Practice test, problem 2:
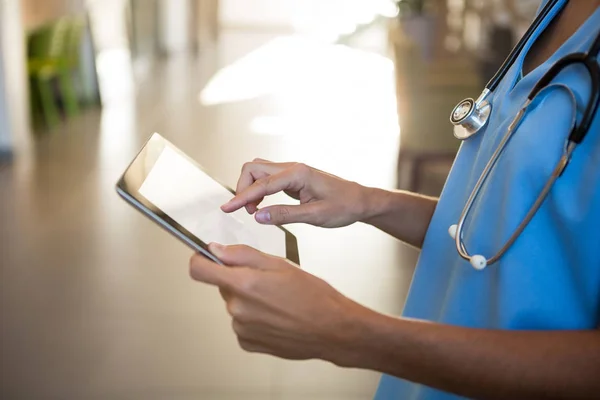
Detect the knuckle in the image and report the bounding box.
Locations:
[314,214,326,227]
[218,245,239,261]
[231,319,246,336]
[189,254,200,267]
[229,244,253,260]
[234,272,258,295]
[219,287,231,301]
[189,262,201,281]
[240,163,257,180]
[293,162,310,176]
[241,162,253,173]
[189,266,197,281]
[238,338,257,353]
[241,276,258,294]
[234,244,253,252]
[259,176,271,189]
[226,299,244,319]
[276,207,291,223]
[251,177,269,194]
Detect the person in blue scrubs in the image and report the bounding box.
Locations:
[189,1,600,398]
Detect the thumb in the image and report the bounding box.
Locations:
[255,203,324,226]
[189,253,236,288]
[209,243,271,269]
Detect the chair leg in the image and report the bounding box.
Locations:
[58,69,79,118]
[28,77,42,127]
[36,77,60,129]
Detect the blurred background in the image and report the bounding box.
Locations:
[1,1,540,399]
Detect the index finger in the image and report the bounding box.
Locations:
[222,167,302,213]
[234,160,296,194]
[222,162,291,212]
[234,160,273,214]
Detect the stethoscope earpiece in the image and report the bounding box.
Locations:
[448,224,458,240]
[449,224,487,270]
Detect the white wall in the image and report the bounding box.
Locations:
[218,0,395,39]
[219,0,296,28]
[0,0,31,155]
[158,0,193,54]
[86,0,135,104]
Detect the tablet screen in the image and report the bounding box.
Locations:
[137,145,287,258]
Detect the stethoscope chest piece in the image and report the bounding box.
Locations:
[450,91,492,140]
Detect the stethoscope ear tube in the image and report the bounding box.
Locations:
[484,0,561,93]
[528,52,600,145]
[528,53,587,100]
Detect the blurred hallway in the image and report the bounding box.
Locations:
[1,27,420,399]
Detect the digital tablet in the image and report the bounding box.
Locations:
[116,133,299,265]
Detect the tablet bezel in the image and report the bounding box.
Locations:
[116,133,300,265]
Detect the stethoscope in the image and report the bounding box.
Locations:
[448,0,600,270]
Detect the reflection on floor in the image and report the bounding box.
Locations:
[1,30,425,399]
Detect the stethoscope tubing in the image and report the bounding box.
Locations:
[450,1,600,269]
[486,0,562,93]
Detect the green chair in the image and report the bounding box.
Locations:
[27,16,86,129]
[28,21,64,128]
[60,16,86,115]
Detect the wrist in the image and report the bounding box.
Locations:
[358,187,395,225]
[322,298,401,369]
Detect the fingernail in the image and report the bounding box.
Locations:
[256,210,271,223]
[209,242,225,257]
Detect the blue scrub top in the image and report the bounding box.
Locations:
[375,2,600,399]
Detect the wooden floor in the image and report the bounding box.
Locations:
[0,30,437,399]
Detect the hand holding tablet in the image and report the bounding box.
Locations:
[117,132,375,371]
